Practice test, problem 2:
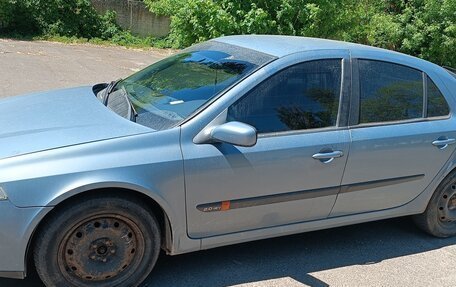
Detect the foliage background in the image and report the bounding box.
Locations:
[0,0,172,47]
[0,0,454,67]
[145,0,456,67]
[0,0,120,38]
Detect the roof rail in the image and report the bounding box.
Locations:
[443,66,456,73]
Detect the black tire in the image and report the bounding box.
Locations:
[414,171,456,237]
[34,194,161,287]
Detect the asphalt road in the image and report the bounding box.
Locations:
[1,39,456,287]
[0,39,172,97]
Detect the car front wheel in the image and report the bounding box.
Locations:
[34,194,161,287]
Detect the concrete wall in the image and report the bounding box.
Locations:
[91,0,170,37]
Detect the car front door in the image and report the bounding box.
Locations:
[181,51,352,238]
[330,58,456,216]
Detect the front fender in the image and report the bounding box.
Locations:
[0,129,201,259]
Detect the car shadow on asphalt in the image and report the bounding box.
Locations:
[2,217,456,287]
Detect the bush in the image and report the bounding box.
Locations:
[145,0,350,48]
[0,0,120,40]
[347,0,456,67]
[0,0,38,34]
[145,0,455,67]
[399,0,456,67]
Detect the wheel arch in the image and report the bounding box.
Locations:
[412,156,456,215]
[24,186,175,277]
[422,165,456,210]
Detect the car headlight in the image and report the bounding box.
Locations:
[0,187,8,200]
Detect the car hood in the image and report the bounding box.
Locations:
[0,86,151,160]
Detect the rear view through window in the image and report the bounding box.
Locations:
[358,60,423,124]
[358,60,451,125]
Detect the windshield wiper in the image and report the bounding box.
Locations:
[102,78,122,105]
[125,91,138,122]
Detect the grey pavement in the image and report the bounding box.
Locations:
[0,39,172,97]
[0,39,455,287]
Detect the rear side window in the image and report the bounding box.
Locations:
[359,60,423,124]
[427,76,450,117]
[227,59,342,133]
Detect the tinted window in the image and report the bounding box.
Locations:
[228,59,342,133]
[113,42,274,130]
[359,60,423,123]
[427,77,450,117]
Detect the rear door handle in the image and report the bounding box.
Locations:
[432,138,456,150]
[312,151,344,163]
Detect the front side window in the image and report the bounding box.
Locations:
[227,59,342,134]
[359,60,423,124]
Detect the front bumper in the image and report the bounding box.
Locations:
[0,200,51,279]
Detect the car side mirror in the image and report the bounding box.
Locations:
[210,122,257,147]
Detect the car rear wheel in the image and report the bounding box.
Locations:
[34,194,161,287]
[414,172,456,237]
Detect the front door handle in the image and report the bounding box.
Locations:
[312,150,344,163]
[432,138,456,150]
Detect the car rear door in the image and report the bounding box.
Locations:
[181,50,352,238]
[330,57,456,216]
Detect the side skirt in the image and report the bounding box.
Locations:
[200,196,426,250]
[0,271,25,279]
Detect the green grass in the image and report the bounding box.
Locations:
[0,31,174,50]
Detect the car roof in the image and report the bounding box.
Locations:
[214,34,413,59]
[213,35,456,83]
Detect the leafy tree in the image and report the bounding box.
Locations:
[146,0,353,47]
[0,0,37,34]
[360,81,423,123]
[0,0,120,39]
[145,0,455,67]
[399,0,456,67]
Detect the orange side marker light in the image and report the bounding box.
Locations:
[221,201,231,211]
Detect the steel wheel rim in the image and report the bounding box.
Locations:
[438,184,456,224]
[57,213,145,286]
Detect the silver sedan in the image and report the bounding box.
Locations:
[1,35,456,287]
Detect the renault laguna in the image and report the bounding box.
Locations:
[1,35,456,286]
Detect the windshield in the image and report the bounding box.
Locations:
[111,41,275,130]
